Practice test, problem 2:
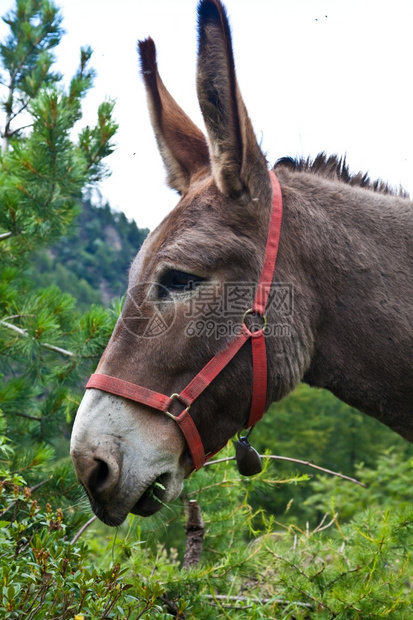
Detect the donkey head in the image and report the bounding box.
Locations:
[70,0,278,526]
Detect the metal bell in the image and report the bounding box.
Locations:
[234,436,262,476]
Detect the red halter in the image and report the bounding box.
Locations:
[86,170,283,471]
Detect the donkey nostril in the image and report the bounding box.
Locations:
[87,457,118,496]
[90,459,108,492]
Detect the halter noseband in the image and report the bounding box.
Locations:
[86,170,283,471]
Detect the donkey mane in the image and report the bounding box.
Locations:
[275,153,410,199]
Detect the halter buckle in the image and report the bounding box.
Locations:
[242,308,267,336]
[165,392,190,420]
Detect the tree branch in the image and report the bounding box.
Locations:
[13,411,42,422]
[70,515,98,545]
[0,319,74,357]
[0,479,50,518]
[0,232,12,241]
[159,595,186,617]
[182,499,205,569]
[204,454,367,488]
[41,342,74,357]
[7,121,34,138]
[204,593,313,610]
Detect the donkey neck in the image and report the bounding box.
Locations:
[273,166,413,440]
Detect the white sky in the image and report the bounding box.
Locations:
[1,0,412,230]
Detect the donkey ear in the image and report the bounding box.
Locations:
[138,38,210,194]
[197,0,269,201]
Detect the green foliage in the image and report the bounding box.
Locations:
[0,0,64,144]
[305,449,413,522]
[0,289,117,447]
[250,384,413,525]
[1,433,411,618]
[259,507,413,619]
[256,384,413,475]
[73,447,411,619]
[0,432,143,619]
[0,0,119,450]
[0,0,117,264]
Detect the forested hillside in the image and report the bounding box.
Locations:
[32,200,149,309]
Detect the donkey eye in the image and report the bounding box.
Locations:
[158,269,205,297]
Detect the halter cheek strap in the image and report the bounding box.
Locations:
[86,170,283,471]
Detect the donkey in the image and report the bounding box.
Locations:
[70,0,413,527]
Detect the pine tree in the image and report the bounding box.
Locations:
[0,0,118,503]
[0,0,63,151]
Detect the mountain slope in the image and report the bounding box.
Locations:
[32,200,149,309]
